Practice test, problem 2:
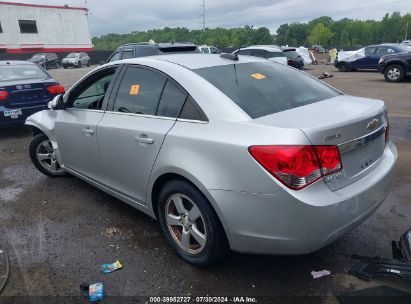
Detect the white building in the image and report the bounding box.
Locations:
[0,1,92,54]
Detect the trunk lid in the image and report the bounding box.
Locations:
[253,95,388,190]
[0,79,57,109]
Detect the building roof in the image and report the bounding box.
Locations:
[0,1,88,11]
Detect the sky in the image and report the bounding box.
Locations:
[4,0,411,37]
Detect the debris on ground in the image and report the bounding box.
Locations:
[311,270,331,279]
[101,259,123,274]
[350,229,411,281]
[80,281,104,302]
[105,227,121,238]
[318,72,334,79]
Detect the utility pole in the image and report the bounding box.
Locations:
[405,21,409,41]
[201,0,206,32]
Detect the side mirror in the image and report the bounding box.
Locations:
[48,94,65,110]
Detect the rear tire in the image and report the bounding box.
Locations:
[157,180,229,266]
[384,64,405,82]
[29,133,67,177]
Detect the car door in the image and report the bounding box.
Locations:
[353,47,377,69]
[53,66,120,182]
[97,65,188,204]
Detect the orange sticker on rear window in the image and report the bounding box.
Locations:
[250,73,266,80]
[130,84,140,95]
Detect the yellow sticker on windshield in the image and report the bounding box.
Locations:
[130,84,140,95]
[250,73,266,80]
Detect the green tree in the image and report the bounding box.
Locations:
[307,23,334,45]
[339,30,350,45]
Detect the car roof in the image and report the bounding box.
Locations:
[0,60,36,66]
[112,53,267,70]
[242,46,283,52]
[368,43,402,48]
[118,42,195,50]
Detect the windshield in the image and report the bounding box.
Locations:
[67,53,79,58]
[194,62,340,119]
[0,65,49,82]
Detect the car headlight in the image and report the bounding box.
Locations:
[378,58,384,64]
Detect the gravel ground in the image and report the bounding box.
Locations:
[0,64,410,303]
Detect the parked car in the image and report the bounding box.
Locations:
[378,51,411,82]
[26,54,397,266]
[106,42,200,63]
[62,52,91,68]
[0,61,64,127]
[335,44,410,72]
[402,40,411,46]
[28,53,59,70]
[281,47,304,69]
[312,45,326,53]
[233,46,288,65]
[199,45,221,54]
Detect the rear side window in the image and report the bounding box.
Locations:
[201,47,210,54]
[113,67,166,115]
[122,50,134,59]
[140,48,158,57]
[194,62,340,119]
[266,51,285,58]
[237,49,253,56]
[283,51,300,59]
[251,49,267,58]
[157,81,188,118]
[179,96,207,121]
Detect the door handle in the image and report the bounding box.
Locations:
[135,135,154,145]
[82,128,94,136]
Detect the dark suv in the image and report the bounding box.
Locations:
[28,53,59,70]
[378,50,411,82]
[106,42,200,63]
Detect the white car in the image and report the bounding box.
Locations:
[233,46,288,65]
[199,45,221,54]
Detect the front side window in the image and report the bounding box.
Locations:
[108,51,122,62]
[365,47,377,56]
[19,20,38,34]
[68,69,116,110]
[113,67,166,115]
[210,47,220,54]
[194,62,340,119]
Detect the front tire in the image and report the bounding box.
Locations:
[157,180,229,266]
[29,133,67,177]
[384,64,405,82]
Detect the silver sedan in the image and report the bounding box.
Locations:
[26,54,398,266]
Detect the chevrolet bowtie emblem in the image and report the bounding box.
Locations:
[367,118,379,129]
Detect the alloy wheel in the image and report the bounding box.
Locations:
[387,67,401,81]
[165,193,207,254]
[35,140,64,174]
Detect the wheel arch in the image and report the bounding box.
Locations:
[148,170,232,246]
[384,60,406,73]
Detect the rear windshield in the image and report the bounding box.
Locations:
[283,51,300,59]
[194,62,340,118]
[267,51,286,58]
[0,65,49,82]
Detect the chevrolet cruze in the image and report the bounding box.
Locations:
[26,54,397,266]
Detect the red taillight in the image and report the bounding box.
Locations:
[287,59,293,64]
[249,145,342,190]
[0,91,8,101]
[47,84,65,95]
[385,121,390,143]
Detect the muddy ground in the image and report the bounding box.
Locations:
[0,64,410,303]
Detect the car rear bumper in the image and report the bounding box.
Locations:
[209,141,398,255]
[0,104,47,126]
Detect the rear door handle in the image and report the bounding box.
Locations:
[82,127,94,136]
[135,135,154,145]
